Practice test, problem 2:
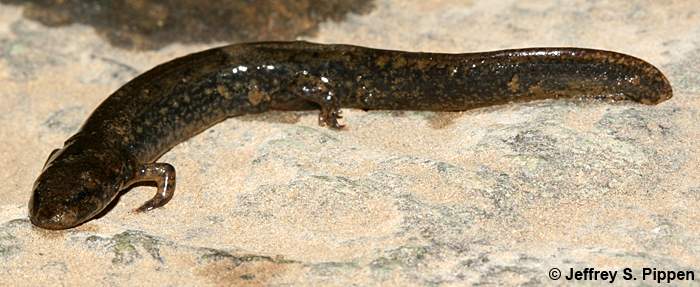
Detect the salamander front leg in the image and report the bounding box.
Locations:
[125,163,176,212]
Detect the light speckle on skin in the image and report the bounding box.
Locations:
[508,74,520,93]
[247,87,269,106]
[216,85,232,99]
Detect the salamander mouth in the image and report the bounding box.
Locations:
[29,205,81,230]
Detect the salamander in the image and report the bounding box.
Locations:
[29,41,673,229]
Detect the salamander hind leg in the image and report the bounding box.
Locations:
[126,163,176,212]
[290,72,344,129]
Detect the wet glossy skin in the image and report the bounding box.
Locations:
[29,41,673,229]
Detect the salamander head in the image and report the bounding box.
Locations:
[29,143,127,230]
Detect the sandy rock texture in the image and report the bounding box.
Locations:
[1,0,698,286]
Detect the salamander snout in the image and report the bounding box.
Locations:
[29,145,124,230]
[29,166,105,229]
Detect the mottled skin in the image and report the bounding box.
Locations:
[29,41,673,229]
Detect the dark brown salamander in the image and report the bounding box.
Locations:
[29,41,672,229]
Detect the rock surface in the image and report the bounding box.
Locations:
[1,1,698,286]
